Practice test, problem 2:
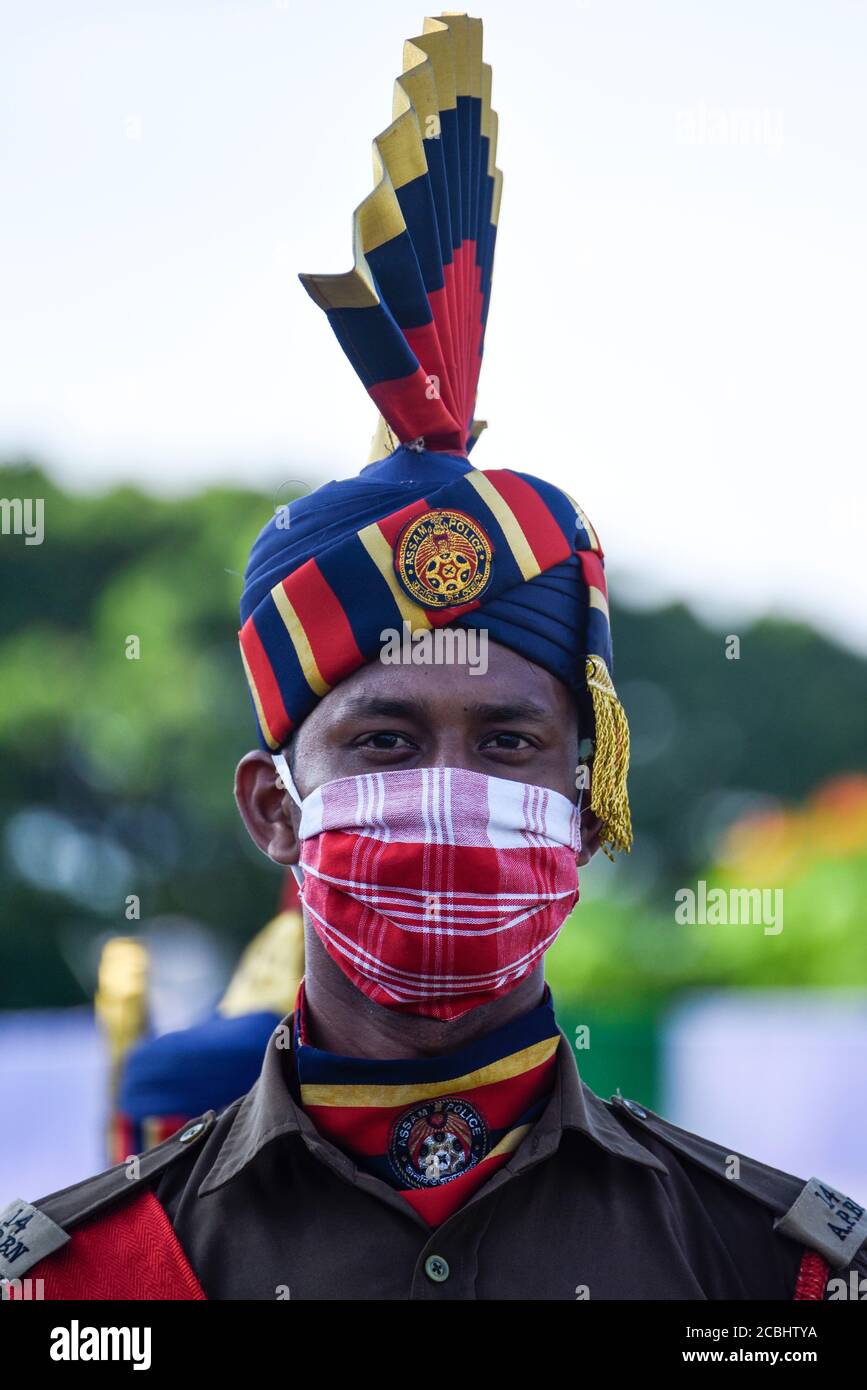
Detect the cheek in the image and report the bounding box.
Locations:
[542,739,582,802]
[288,739,358,798]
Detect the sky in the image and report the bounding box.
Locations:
[1,0,865,650]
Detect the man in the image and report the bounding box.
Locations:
[2,11,865,1301]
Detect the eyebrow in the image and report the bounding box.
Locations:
[339,695,554,724]
[468,700,555,724]
[341,697,427,720]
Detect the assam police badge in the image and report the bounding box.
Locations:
[389,1098,488,1188]
[394,509,493,608]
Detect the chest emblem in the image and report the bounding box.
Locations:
[389,1098,488,1188]
[394,509,493,609]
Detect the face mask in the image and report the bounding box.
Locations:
[272,758,581,1021]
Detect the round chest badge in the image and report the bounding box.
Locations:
[394,508,493,608]
[389,1097,488,1188]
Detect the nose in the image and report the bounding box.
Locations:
[421,728,470,770]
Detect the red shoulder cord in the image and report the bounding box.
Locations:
[793,1248,830,1300]
[7,1189,205,1300]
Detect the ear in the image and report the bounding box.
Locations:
[574,744,603,865]
[577,806,604,866]
[235,750,300,865]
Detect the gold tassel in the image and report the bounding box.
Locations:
[585,655,633,859]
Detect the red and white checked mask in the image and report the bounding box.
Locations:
[272,759,581,1021]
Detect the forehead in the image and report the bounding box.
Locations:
[297,636,576,733]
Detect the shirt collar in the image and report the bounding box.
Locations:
[509,1023,668,1175]
[196,1010,667,1198]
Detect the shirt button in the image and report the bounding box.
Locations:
[424,1255,450,1284]
[179,1122,205,1144]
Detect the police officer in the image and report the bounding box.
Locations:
[2,11,865,1301]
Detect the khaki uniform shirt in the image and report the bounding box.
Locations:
[149,1016,829,1300]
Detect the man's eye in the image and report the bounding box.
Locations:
[356,731,417,750]
[479,732,533,751]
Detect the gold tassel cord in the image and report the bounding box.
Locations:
[586,655,633,859]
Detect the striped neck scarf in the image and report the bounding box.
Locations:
[292,981,561,1227]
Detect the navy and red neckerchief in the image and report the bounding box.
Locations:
[291,979,560,1226]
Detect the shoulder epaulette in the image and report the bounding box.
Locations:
[607,1093,867,1272]
[0,1110,216,1284]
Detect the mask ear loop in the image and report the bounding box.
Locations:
[271,751,305,889]
[574,753,587,861]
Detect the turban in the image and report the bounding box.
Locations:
[238,13,632,856]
